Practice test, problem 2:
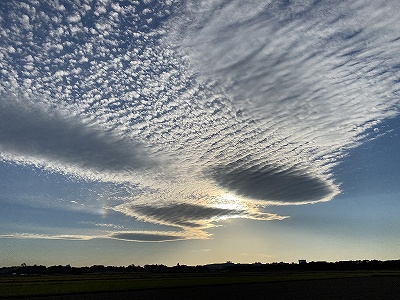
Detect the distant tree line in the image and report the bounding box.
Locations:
[0,263,208,275]
[1,260,400,275]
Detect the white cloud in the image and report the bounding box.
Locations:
[165,0,400,203]
[1,0,400,241]
[0,230,209,243]
[0,233,94,241]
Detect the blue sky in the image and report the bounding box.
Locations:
[1,0,399,267]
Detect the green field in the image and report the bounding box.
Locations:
[0,271,398,298]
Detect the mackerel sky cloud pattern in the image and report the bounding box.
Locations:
[1,0,399,241]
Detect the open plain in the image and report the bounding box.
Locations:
[1,271,400,299]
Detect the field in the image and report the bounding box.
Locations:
[1,271,400,299]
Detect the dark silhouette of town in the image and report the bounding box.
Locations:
[2,259,400,275]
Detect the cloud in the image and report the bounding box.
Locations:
[0,230,208,243]
[1,0,400,241]
[0,233,94,241]
[164,0,400,203]
[114,203,245,228]
[110,230,208,242]
[210,164,336,203]
[0,94,155,181]
[113,200,287,230]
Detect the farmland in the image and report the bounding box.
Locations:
[1,271,400,299]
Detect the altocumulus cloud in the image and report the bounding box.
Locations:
[166,0,400,204]
[1,0,400,241]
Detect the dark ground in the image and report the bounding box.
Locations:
[12,275,400,300]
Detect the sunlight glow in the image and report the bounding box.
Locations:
[212,193,246,211]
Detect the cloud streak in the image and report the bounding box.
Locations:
[0,230,209,243]
[0,233,95,241]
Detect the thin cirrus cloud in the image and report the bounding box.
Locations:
[0,233,94,241]
[1,0,400,242]
[0,231,199,243]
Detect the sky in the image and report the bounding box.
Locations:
[0,0,399,267]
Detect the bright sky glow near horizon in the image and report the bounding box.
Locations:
[1,0,400,267]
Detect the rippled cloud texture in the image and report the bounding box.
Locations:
[1,0,399,241]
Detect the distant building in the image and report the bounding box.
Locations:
[206,261,235,271]
[298,260,307,264]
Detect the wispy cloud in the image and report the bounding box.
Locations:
[0,230,209,243]
[0,233,95,241]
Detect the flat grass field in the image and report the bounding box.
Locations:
[1,271,400,299]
